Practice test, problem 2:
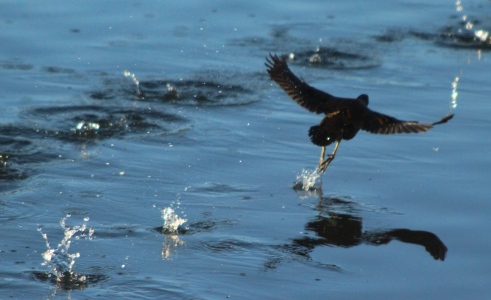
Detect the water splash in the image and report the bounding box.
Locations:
[454,0,490,46]
[162,83,180,101]
[124,69,141,96]
[161,207,187,233]
[37,214,94,289]
[75,122,100,131]
[72,121,100,138]
[159,197,187,260]
[293,168,322,191]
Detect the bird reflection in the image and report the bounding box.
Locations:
[293,206,447,261]
[265,54,453,173]
[268,195,447,269]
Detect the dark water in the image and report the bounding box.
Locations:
[1,1,490,299]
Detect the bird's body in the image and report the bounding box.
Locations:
[265,53,453,173]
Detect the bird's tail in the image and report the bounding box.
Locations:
[432,114,454,126]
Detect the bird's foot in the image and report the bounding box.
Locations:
[317,156,334,174]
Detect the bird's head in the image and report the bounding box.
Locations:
[357,94,369,106]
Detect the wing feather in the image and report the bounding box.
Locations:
[362,109,433,134]
[265,54,349,114]
[265,53,455,135]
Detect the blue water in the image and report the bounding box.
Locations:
[1,0,491,299]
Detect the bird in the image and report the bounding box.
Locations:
[265,53,454,174]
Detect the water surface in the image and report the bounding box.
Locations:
[1,0,490,299]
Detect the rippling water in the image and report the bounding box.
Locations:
[1,1,491,299]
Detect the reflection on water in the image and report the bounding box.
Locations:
[161,234,186,261]
[267,192,447,270]
[295,198,447,260]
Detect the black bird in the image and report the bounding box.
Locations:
[265,54,454,173]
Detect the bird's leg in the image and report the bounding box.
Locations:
[318,146,326,167]
[317,141,340,174]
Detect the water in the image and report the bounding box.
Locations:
[1,0,490,299]
[35,215,97,290]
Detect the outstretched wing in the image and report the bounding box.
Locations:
[362,110,454,134]
[265,53,349,114]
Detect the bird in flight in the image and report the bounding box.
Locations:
[265,53,453,174]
